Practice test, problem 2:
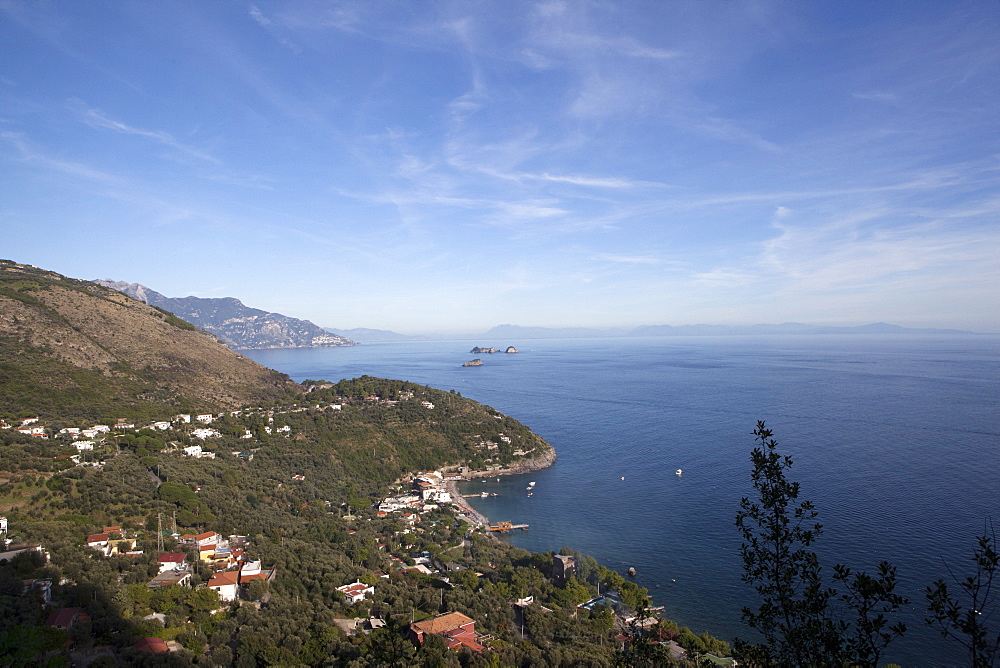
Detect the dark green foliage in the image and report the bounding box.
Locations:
[734,421,906,667]
[0,334,729,667]
[926,521,999,667]
[150,306,196,331]
[833,561,908,667]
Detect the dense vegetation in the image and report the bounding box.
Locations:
[0,367,735,666]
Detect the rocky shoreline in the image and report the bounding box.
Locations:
[459,443,556,478]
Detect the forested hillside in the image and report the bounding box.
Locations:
[0,261,728,666]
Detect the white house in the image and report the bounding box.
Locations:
[240,560,262,579]
[191,428,220,439]
[74,441,95,451]
[182,445,203,457]
[86,533,112,557]
[195,414,214,424]
[337,581,375,605]
[156,553,186,573]
[152,421,171,431]
[422,489,452,504]
[207,571,240,601]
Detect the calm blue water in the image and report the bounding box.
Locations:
[245,335,1000,666]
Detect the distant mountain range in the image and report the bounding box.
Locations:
[94,281,355,350]
[482,322,978,339]
[323,327,420,343]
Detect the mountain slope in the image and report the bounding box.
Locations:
[94,280,355,350]
[324,326,420,343]
[1,260,298,418]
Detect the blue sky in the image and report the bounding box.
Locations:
[2,1,998,333]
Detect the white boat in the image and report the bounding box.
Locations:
[527,481,536,488]
[675,469,682,476]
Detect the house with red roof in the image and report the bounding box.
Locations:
[156,553,186,572]
[409,612,484,653]
[44,607,89,630]
[336,580,375,605]
[133,637,169,654]
[207,570,240,602]
[195,531,220,547]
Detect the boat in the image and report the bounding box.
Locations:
[480,492,489,498]
[675,469,682,476]
[527,492,533,497]
[527,481,536,488]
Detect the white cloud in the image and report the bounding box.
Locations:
[70,99,220,165]
[248,5,271,27]
[0,129,120,183]
[594,253,661,265]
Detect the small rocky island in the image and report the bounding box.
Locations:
[462,358,483,367]
[470,346,498,354]
[505,346,518,354]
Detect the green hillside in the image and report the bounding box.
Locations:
[0,260,725,667]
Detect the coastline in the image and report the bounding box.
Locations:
[445,443,556,529]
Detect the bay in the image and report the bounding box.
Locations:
[244,335,1000,666]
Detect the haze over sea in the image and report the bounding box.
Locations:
[245,335,1000,666]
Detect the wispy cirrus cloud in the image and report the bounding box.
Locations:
[593,253,661,265]
[0,128,120,183]
[69,99,220,165]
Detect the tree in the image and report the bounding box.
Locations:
[926,520,1000,667]
[833,561,907,668]
[734,421,906,667]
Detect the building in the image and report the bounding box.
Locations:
[336,580,375,605]
[0,543,46,563]
[44,607,88,630]
[156,553,186,573]
[147,569,193,589]
[552,554,576,582]
[133,637,170,654]
[409,612,483,653]
[207,570,240,602]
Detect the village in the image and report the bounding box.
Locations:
[0,386,734,664]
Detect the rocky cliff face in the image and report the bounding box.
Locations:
[94,281,355,350]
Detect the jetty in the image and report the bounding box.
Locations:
[487,521,529,532]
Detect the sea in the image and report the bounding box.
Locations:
[244,335,1000,666]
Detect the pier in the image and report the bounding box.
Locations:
[487,521,529,532]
